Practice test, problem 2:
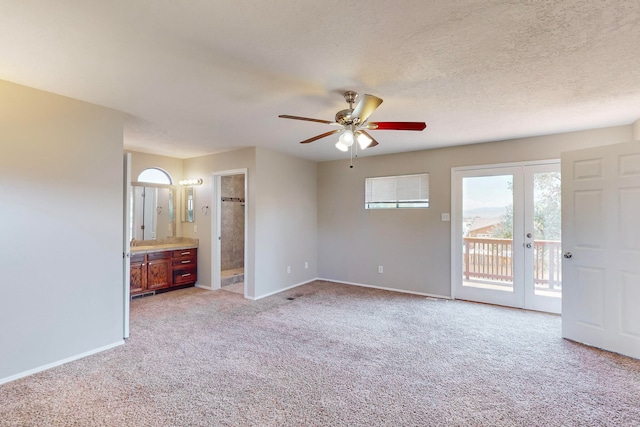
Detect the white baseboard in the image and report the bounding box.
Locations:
[251,278,450,301]
[317,277,451,300]
[195,283,214,291]
[251,278,317,301]
[0,340,125,386]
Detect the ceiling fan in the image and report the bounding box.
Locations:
[279,91,427,153]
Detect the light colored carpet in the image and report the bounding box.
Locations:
[222,281,244,295]
[2,280,640,426]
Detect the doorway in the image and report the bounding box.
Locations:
[452,161,562,313]
[212,169,248,297]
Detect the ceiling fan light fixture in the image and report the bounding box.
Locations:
[335,141,349,152]
[356,131,372,149]
[339,129,354,147]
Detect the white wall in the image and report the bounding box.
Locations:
[318,125,633,297]
[0,80,124,383]
[633,118,640,140]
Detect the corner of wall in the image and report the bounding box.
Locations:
[632,118,640,140]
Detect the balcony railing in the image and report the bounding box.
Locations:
[463,237,562,290]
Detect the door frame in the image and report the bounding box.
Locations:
[123,152,131,339]
[211,169,248,298]
[451,159,560,311]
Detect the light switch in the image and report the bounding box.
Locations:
[441,213,450,222]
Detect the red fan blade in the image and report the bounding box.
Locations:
[359,130,379,148]
[279,115,335,125]
[300,129,342,144]
[351,94,383,124]
[366,122,426,131]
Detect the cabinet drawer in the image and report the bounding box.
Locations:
[173,249,197,258]
[131,253,145,263]
[148,251,171,261]
[173,257,196,267]
[173,268,197,285]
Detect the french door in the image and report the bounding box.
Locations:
[452,161,562,313]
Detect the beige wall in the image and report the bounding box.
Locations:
[0,80,124,383]
[318,125,633,297]
[128,150,183,184]
[183,148,257,295]
[253,147,318,298]
[182,147,318,299]
[633,118,640,140]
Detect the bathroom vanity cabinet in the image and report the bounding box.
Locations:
[130,248,197,296]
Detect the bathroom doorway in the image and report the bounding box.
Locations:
[212,169,247,297]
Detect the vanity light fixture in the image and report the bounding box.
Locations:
[179,178,203,186]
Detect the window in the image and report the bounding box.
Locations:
[365,173,429,209]
[137,168,172,185]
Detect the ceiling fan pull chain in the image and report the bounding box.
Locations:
[350,145,354,169]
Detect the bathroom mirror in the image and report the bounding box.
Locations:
[183,187,195,223]
[131,183,176,240]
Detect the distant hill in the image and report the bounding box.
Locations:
[463,206,507,218]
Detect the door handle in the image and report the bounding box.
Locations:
[563,252,572,259]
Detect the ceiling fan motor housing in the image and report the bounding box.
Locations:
[335,91,360,125]
[335,109,357,126]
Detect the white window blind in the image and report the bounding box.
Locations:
[365,173,429,209]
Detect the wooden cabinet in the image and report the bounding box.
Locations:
[130,248,197,296]
[130,253,146,294]
[172,249,198,286]
[146,252,171,291]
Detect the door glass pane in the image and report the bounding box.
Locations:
[462,175,514,292]
[533,172,562,298]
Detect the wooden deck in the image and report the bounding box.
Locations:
[463,237,562,296]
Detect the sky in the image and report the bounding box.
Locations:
[462,175,513,215]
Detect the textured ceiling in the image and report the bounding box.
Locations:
[1,1,639,161]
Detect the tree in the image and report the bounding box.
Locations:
[492,172,561,241]
[533,172,561,240]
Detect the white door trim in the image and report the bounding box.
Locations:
[123,152,131,339]
[211,169,248,298]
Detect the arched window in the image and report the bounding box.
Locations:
[137,168,172,185]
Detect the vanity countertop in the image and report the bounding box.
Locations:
[130,238,199,254]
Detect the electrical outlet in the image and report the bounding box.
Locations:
[287,266,291,274]
[194,224,198,233]
[378,266,383,274]
[305,262,309,269]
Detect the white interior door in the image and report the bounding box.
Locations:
[562,141,640,359]
[452,161,562,313]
